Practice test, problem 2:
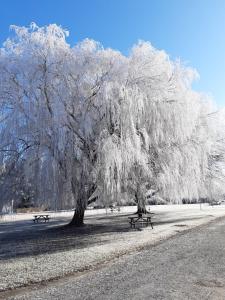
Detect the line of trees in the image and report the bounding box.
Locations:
[0,23,225,225]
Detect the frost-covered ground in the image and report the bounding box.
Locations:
[1,204,225,292]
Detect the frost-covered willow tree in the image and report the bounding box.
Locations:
[0,23,127,224]
[97,41,225,211]
[0,24,225,225]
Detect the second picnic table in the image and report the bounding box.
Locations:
[33,214,50,223]
[128,212,154,229]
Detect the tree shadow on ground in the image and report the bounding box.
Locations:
[0,213,204,261]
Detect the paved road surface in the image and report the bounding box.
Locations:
[5,217,225,300]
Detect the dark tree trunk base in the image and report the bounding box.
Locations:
[135,206,149,215]
[68,209,85,227]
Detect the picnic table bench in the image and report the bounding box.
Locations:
[110,206,121,213]
[128,213,154,229]
[33,214,50,223]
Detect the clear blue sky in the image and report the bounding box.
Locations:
[1,0,225,107]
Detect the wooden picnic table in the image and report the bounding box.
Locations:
[33,214,50,223]
[128,213,154,229]
[110,206,121,213]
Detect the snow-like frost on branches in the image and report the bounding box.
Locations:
[0,24,225,215]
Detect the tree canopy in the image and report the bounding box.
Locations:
[0,24,225,224]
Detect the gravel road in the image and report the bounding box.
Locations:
[4,217,225,300]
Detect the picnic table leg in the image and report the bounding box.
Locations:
[131,222,135,228]
[148,217,153,229]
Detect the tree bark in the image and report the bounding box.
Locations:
[136,203,148,214]
[134,187,148,214]
[69,207,85,226]
[69,173,87,226]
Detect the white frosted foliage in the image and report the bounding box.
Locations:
[0,24,225,215]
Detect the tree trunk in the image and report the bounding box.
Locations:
[137,202,148,214]
[134,187,148,214]
[69,207,85,226]
[69,174,87,227]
